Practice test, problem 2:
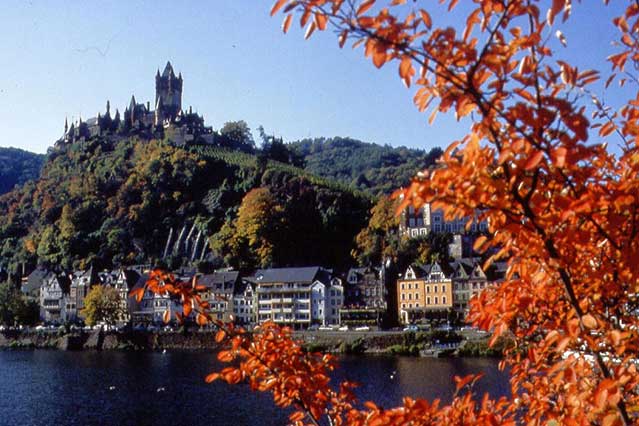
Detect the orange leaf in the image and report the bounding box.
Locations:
[304,21,317,40]
[419,9,432,29]
[205,373,220,383]
[270,0,288,16]
[357,0,375,16]
[196,313,208,326]
[553,147,567,168]
[183,302,192,317]
[454,374,476,391]
[163,309,170,324]
[216,329,227,343]
[281,14,292,33]
[314,13,327,31]
[130,287,145,302]
[524,150,544,171]
[473,235,488,252]
[582,314,597,329]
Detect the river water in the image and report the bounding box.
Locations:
[0,351,509,426]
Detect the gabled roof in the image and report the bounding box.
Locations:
[233,280,254,296]
[22,267,53,294]
[198,271,240,294]
[250,266,324,284]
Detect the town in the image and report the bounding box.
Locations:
[20,204,504,332]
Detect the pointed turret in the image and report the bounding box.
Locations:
[106,100,111,116]
[162,61,175,78]
[64,117,68,134]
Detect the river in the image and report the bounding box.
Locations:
[0,351,510,426]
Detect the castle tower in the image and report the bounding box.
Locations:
[155,61,183,123]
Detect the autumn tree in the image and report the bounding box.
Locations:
[82,285,123,327]
[353,195,401,265]
[212,187,285,269]
[138,1,639,425]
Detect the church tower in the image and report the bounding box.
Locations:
[155,61,183,124]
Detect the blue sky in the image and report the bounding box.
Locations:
[0,1,626,154]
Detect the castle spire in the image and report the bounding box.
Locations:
[162,61,175,78]
[64,117,68,134]
[106,100,111,115]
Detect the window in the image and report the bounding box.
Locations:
[408,293,412,300]
[434,285,438,293]
[426,286,430,293]
[401,294,405,300]
[414,292,419,300]
[401,283,405,290]
[427,297,431,304]
[441,284,445,292]
[401,303,406,309]
[443,296,447,304]
[435,297,439,304]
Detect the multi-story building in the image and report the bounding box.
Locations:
[340,266,388,327]
[249,267,342,329]
[450,259,507,318]
[396,262,453,324]
[66,267,100,322]
[97,269,140,325]
[398,203,488,238]
[198,271,240,322]
[232,280,255,326]
[39,274,71,324]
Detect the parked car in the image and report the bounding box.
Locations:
[354,326,370,331]
[403,324,419,332]
[318,326,333,331]
[338,325,349,331]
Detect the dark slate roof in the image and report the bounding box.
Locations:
[131,274,149,291]
[57,275,72,294]
[22,267,52,294]
[251,267,323,284]
[408,264,431,278]
[198,271,240,294]
[346,266,379,282]
[487,261,508,281]
[122,269,141,290]
[233,280,254,296]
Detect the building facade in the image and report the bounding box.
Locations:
[250,267,342,329]
[396,263,453,325]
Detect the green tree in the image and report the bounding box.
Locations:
[219,120,255,153]
[0,283,38,326]
[81,285,123,327]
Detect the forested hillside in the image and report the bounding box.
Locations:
[0,136,372,277]
[0,147,45,194]
[290,137,442,195]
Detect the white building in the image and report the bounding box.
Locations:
[250,267,343,329]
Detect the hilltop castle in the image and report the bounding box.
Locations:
[58,62,214,147]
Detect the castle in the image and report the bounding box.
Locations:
[58,62,215,147]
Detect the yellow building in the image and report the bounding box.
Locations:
[397,263,453,325]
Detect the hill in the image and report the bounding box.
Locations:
[0,147,45,194]
[289,137,442,196]
[0,135,372,276]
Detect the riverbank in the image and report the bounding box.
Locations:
[0,328,503,357]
